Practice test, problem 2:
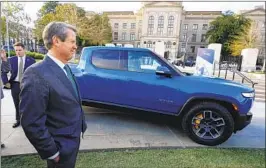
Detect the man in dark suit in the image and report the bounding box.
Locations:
[6,42,35,128]
[20,22,87,168]
[1,49,11,148]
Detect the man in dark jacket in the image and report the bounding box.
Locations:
[4,42,36,128]
[1,49,11,148]
[20,22,87,168]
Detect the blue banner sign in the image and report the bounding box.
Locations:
[194,48,215,76]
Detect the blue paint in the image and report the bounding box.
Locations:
[70,46,254,116]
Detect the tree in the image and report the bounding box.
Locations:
[34,2,59,42]
[34,3,88,41]
[230,21,260,56]
[33,3,112,47]
[80,13,112,45]
[1,2,31,40]
[33,13,55,41]
[206,11,252,57]
[1,1,30,56]
[37,1,59,18]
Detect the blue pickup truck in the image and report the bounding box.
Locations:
[70,46,254,146]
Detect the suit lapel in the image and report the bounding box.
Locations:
[24,57,30,71]
[44,56,79,102]
[13,56,18,76]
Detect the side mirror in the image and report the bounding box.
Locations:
[156,66,172,78]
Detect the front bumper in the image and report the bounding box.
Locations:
[234,112,253,132]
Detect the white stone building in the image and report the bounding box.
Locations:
[103,2,265,62]
[240,5,265,65]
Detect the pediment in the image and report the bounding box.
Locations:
[144,2,182,7]
[242,8,265,15]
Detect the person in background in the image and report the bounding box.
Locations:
[3,42,35,128]
[0,49,11,148]
[20,22,87,168]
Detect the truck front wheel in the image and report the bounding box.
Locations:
[182,102,234,146]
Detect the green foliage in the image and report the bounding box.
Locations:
[34,3,113,47]
[1,2,31,41]
[79,13,112,45]
[230,20,260,56]
[26,51,45,60]
[33,13,56,41]
[206,11,252,56]
[6,51,44,60]
[37,1,59,18]
[0,17,6,38]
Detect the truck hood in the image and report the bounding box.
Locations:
[185,75,254,92]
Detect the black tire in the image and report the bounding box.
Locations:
[182,102,234,146]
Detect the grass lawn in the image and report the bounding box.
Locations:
[1,148,265,168]
[248,71,265,74]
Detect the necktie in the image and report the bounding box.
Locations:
[64,64,78,97]
[18,57,23,82]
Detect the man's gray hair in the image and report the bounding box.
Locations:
[42,22,77,49]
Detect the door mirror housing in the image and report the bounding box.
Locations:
[156,66,172,78]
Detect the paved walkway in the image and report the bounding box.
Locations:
[1,89,265,156]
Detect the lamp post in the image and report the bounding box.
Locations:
[0,2,2,49]
[5,16,10,57]
[183,36,191,68]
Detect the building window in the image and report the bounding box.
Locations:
[139,20,142,27]
[190,46,195,53]
[181,43,186,52]
[261,34,265,42]
[166,41,172,49]
[167,28,173,36]
[122,32,126,40]
[131,23,136,29]
[167,16,174,36]
[201,34,206,42]
[130,33,135,41]
[113,32,118,41]
[157,16,164,35]
[147,41,152,48]
[202,24,208,30]
[192,34,197,42]
[192,24,198,30]
[148,16,154,35]
[184,24,188,30]
[114,23,119,29]
[182,34,187,41]
[123,23,127,29]
[200,46,205,48]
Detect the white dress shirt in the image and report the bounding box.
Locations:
[47,53,67,76]
[14,55,26,82]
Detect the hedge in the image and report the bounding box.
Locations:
[7,51,45,60]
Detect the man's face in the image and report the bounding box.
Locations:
[57,29,77,62]
[14,46,25,57]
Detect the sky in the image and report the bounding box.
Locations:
[22,1,265,28]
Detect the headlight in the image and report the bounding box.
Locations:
[242,92,255,98]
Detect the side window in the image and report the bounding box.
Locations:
[91,49,126,70]
[127,51,164,73]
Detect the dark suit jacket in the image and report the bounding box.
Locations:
[1,59,11,99]
[8,56,36,83]
[1,59,11,85]
[20,56,87,160]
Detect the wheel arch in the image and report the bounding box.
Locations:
[177,97,238,123]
